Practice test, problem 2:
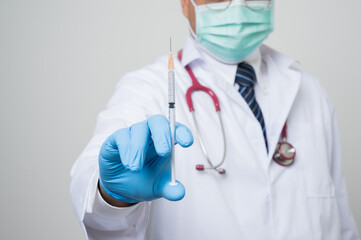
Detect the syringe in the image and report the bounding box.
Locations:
[168,37,177,186]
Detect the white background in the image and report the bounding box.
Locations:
[0,0,360,239]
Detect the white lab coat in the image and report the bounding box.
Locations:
[70,35,360,240]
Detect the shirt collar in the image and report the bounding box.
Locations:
[180,34,262,85]
[180,35,204,68]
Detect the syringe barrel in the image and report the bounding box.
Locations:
[168,70,175,104]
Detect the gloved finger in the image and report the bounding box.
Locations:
[175,122,194,148]
[147,114,172,157]
[100,128,129,162]
[157,180,186,201]
[126,120,150,172]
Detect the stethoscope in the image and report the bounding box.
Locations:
[177,50,296,174]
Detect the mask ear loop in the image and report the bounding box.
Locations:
[245,0,271,10]
[188,0,233,39]
[188,0,198,40]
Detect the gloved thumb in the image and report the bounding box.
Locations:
[155,180,186,201]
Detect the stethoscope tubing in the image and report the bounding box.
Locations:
[178,49,296,173]
[178,50,227,173]
[191,110,227,170]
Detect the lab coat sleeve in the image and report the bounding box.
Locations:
[329,106,360,239]
[70,67,167,239]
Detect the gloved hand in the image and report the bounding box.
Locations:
[99,114,194,203]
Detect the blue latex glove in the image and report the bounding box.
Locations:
[99,114,194,203]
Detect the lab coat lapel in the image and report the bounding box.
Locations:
[211,46,301,174]
[195,43,301,174]
[263,53,301,173]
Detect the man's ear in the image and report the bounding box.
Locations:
[181,0,190,19]
[181,0,197,35]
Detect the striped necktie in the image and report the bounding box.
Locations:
[234,62,269,153]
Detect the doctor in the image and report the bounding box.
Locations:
[70,0,360,239]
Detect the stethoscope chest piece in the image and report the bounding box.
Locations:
[273,141,296,167]
[272,122,296,167]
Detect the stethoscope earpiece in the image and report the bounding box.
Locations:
[196,164,226,175]
[196,164,204,171]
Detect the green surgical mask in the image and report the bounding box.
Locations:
[189,0,274,64]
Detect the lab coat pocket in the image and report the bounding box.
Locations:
[290,123,335,198]
[289,124,344,238]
